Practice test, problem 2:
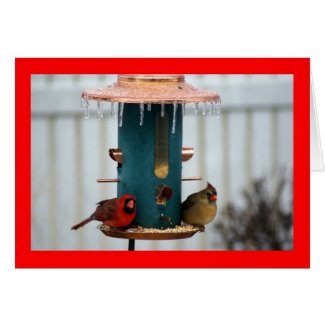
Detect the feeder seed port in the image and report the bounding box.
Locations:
[109,147,195,164]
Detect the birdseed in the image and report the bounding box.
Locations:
[97,224,203,233]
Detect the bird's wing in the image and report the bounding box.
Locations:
[181,194,197,211]
[104,198,119,220]
[95,198,119,221]
[96,199,109,206]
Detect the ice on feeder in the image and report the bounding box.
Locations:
[211,101,216,114]
[216,100,221,118]
[114,103,118,118]
[80,98,86,109]
[172,103,177,134]
[182,103,186,116]
[97,101,104,119]
[139,103,144,126]
[83,99,90,119]
[209,102,213,115]
[194,102,199,119]
[118,103,124,127]
[110,102,115,115]
[161,103,165,117]
[203,102,207,116]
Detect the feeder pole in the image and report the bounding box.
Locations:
[128,239,135,251]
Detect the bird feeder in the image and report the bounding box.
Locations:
[81,74,221,249]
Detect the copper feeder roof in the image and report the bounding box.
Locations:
[82,74,220,104]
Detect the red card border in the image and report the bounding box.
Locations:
[15,58,310,268]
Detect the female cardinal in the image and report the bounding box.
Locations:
[71,194,136,230]
[181,182,218,226]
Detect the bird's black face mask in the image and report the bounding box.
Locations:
[124,198,136,214]
[207,191,217,203]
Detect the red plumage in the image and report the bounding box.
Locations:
[71,194,136,230]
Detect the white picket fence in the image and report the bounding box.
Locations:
[31,74,293,250]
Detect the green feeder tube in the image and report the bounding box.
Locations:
[117,103,183,229]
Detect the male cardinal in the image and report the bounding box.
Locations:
[71,194,136,230]
[181,182,218,226]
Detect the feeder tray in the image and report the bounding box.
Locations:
[82,74,220,104]
[98,224,204,240]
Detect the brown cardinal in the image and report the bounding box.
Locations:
[181,182,218,226]
[71,194,136,230]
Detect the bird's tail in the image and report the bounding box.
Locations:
[71,214,94,230]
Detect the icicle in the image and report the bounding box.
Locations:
[114,103,118,118]
[161,103,165,117]
[216,100,221,118]
[147,103,151,111]
[202,102,207,116]
[84,99,90,119]
[119,103,124,127]
[172,103,177,134]
[211,101,216,114]
[97,101,104,119]
[110,102,115,115]
[80,98,86,109]
[194,102,199,119]
[182,103,186,116]
[209,101,213,115]
[139,103,144,126]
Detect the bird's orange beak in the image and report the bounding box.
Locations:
[210,194,217,202]
[127,200,135,209]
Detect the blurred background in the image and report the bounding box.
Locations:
[31,74,293,250]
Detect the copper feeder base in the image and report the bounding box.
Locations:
[98,225,204,240]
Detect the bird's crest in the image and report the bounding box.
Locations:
[207,182,216,192]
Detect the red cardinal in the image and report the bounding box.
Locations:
[71,194,136,230]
